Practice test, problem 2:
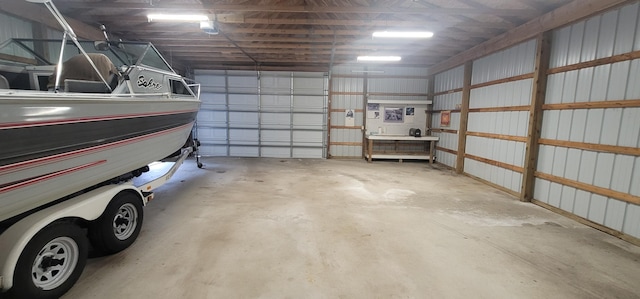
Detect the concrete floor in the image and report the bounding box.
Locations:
[63,157,640,299]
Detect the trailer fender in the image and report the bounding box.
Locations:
[0,183,144,291]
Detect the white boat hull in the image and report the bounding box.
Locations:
[0,91,199,222]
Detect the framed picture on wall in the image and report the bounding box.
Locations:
[441,110,451,127]
[367,103,380,119]
[405,107,415,123]
[384,107,404,123]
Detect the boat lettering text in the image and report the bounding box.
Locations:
[137,75,162,90]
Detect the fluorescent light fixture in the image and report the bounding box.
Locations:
[357,56,402,62]
[147,14,209,22]
[351,70,385,74]
[372,31,434,38]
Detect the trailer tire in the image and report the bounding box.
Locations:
[89,192,143,254]
[9,222,88,299]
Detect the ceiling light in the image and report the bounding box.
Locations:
[147,14,209,22]
[372,31,434,38]
[351,70,385,73]
[357,56,402,62]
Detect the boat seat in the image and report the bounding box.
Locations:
[50,53,119,91]
[0,74,9,89]
[64,78,111,93]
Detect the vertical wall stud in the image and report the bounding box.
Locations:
[327,72,333,158]
[455,61,473,174]
[426,75,435,136]
[521,32,552,202]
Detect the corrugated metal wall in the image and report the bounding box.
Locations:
[329,65,429,158]
[432,65,464,168]
[195,70,328,158]
[535,2,640,239]
[0,13,32,42]
[465,40,536,194]
[329,65,365,157]
[431,2,640,242]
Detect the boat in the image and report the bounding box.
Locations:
[0,0,201,225]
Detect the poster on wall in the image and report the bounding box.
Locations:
[367,103,380,119]
[345,109,355,126]
[384,107,404,123]
[405,107,415,123]
[441,110,451,127]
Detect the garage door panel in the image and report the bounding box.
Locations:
[229,129,259,145]
[229,94,258,110]
[293,147,323,158]
[261,130,291,145]
[293,131,323,147]
[199,145,227,156]
[262,147,291,158]
[261,75,291,93]
[197,110,227,127]
[293,113,324,129]
[261,113,291,128]
[230,146,259,157]
[294,95,325,112]
[294,77,325,95]
[196,71,326,158]
[200,93,226,109]
[229,112,258,127]
[197,128,227,143]
[262,95,291,111]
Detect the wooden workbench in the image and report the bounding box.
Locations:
[364,135,439,164]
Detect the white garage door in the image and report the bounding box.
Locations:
[194,70,327,158]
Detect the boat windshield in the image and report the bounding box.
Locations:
[0,38,174,73]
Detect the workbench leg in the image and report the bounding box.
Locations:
[368,139,373,162]
[430,140,435,164]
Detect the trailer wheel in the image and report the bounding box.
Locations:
[89,192,143,254]
[10,222,88,299]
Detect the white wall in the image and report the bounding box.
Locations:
[429,1,640,242]
[464,39,536,193]
[432,65,464,168]
[535,2,640,239]
[329,65,429,158]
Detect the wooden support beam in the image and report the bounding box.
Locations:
[539,139,640,156]
[456,61,473,174]
[426,75,435,136]
[327,75,334,158]
[521,32,551,202]
[464,154,524,173]
[466,131,527,143]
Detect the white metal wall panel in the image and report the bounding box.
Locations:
[551,3,640,68]
[471,39,536,85]
[433,92,462,111]
[465,47,534,193]
[329,71,364,157]
[432,66,464,169]
[434,66,464,92]
[367,78,427,94]
[534,2,640,239]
